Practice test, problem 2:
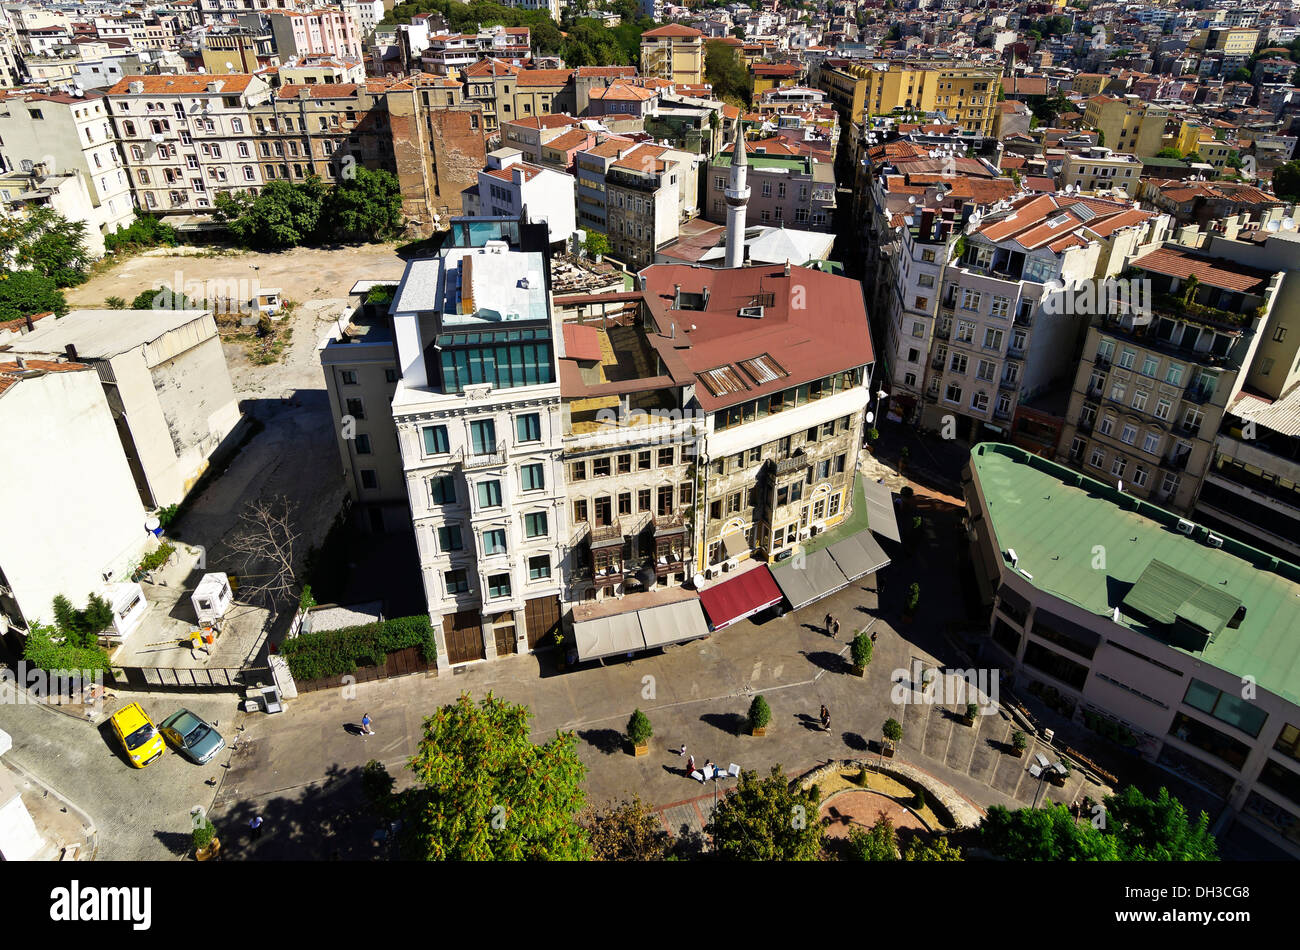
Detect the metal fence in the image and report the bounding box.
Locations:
[107,665,273,693]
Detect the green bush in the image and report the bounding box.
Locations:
[105,295,126,309]
[50,593,113,645]
[966,702,979,720]
[279,614,437,680]
[851,631,873,669]
[192,818,216,852]
[105,214,177,254]
[748,694,771,730]
[298,585,317,611]
[866,427,879,442]
[136,543,175,575]
[627,709,653,745]
[1012,730,1028,751]
[883,718,903,744]
[156,504,180,528]
[23,622,110,674]
[905,582,920,614]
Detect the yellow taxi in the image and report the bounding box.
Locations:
[109,702,166,768]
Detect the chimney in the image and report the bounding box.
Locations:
[702,286,710,309]
[128,80,144,95]
[673,284,681,308]
[65,343,78,362]
[920,208,935,240]
[15,356,26,370]
[784,259,791,276]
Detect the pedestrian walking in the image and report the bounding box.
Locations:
[870,630,878,643]
[686,754,696,775]
[678,743,687,757]
[819,704,831,732]
[824,612,834,636]
[249,815,263,840]
[361,713,375,736]
[832,618,841,639]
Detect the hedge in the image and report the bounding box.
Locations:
[23,623,111,675]
[280,614,436,680]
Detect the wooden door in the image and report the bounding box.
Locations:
[493,611,516,657]
[524,595,561,650]
[443,609,485,664]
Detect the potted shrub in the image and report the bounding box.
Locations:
[627,709,653,756]
[850,631,873,676]
[1011,730,1028,758]
[903,582,920,622]
[193,818,220,861]
[963,702,978,726]
[748,695,771,736]
[882,718,903,757]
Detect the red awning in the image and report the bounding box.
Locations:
[697,566,784,632]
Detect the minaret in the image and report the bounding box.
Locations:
[723,123,750,268]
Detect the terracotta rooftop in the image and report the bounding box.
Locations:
[642,24,703,38]
[639,264,875,413]
[106,74,255,95]
[1130,246,1275,295]
[0,359,89,399]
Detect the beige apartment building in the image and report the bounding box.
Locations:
[249,81,392,184]
[639,24,704,86]
[605,142,699,271]
[1060,146,1144,197]
[1083,95,1169,157]
[1056,245,1283,513]
[105,74,274,213]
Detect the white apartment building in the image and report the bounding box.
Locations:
[462,148,576,246]
[0,90,135,252]
[921,195,1167,440]
[104,74,273,214]
[0,359,150,640]
[389,242,567,665]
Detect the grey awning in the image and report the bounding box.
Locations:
[573,613,644,661]
[722,531,748,560]
[770,548,850,611]
[827,529,891,582]
[638,599,709,649]
[863,478,900,543]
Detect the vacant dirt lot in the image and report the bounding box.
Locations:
[68,244,408,396]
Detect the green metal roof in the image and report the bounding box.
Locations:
[712,154,808,171]
[970,442,1300,706]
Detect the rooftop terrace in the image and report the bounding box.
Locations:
[969,442,1300,706]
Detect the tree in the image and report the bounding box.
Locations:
[850,631,873,670]
[627,708,653,747]
[1156,146,1183,158]
[215,177,328,250]
[1228,67,1253,83]
[582,231,610,259]
[1271,161,1300,201]
[704,40,752,106]
[403,693,590,860]
[6,208,90,287]
[748,694,771,730]
[1103,786,1218,861]
[582,796,672,860]
[845,814,899,860]
[104,214,177,253]
[902,834,963,861]
[980,803,1119,860]
[324,167,403,243]
[882,718,903,747]
[23,621,110,675]
[704,765,823,860]
[226,496,303,614]
[0,269,67,323]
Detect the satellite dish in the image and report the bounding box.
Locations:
[1283,218,1297,230]
[692,572,706,588]
[907,195,916,204]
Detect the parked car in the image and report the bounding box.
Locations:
[109,702,166,768]
[160,709,226,765]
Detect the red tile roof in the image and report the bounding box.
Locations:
[639,264,874,413]
[642,24,703,38]
[106,74,255,95]
[0,359,89,398]
[1130,246,1274,295]
[562,322,602,362]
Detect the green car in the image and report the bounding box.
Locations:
[159,709,226,765]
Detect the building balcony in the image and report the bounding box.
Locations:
[1077,418,1094,434]
[774,454,811,476]
[570,520,590,546]
[590,522,624,547]
[1093,354,1112,370]
[1013,312,1034,329]
[464,441,506,469]
[934,325,950,340]
[998,376,1018,391]
[1163,451,1192,472]
[1182,385,1216,406]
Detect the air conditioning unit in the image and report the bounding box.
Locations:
[1176,518,1195,535]
[1005,548,1018,567]
[1206,534,1224,548]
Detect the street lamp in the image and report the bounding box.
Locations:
[709,763,741,848]
[1029,751,1067,808]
